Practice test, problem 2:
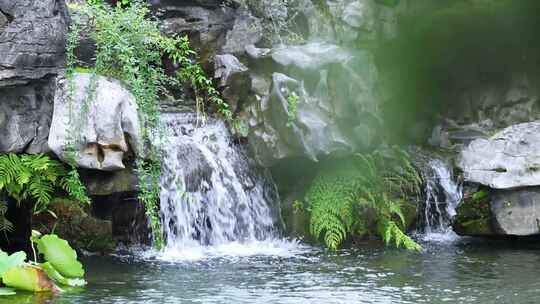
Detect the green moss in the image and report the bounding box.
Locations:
[453,189,494,236]
[32,198,115,253]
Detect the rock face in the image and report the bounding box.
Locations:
[48,73,141,171]
[0,0,68,154]
[0,0,68,86]
[246,43,381,165]
[458,121,540,189]
[0,78,54,153]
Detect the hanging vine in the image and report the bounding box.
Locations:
[66,0,231,249]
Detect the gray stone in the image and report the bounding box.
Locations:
[48,73,142,171]
[271,42,353,70]
[214,54,249,112]
[0,0,68,86]
[458,121,540,189]
[221,10,263,55]
[0,78,54,153]
[245,45,271,60]
[156,3,236,63]
[491,188,540,235]
[0,11,8,32]
[81,167,138,196]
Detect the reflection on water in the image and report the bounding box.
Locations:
[13,238,540,304]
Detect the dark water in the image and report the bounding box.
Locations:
[6,238,540,304]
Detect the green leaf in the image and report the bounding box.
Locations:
[40,262,87,287]
[36,234,84,278]
[0,287,16,296]
[2,266,57,292]
[0,251,26,277]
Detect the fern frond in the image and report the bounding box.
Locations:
[379,220,422,251]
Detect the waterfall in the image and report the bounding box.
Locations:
[420,159,462,241]
[157,113,287,260]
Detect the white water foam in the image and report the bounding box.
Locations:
[154,113,294,261]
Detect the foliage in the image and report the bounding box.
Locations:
[0,233,86,295]
[0,199,13,233]
[0,154,90,216]
[305,148,423,251]
[36,234,84,278]
[286,92,299,127]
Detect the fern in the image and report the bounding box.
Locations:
[306,166,360,250]
[306,147,423,251]
[0,154,90,215]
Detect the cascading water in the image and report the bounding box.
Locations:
[156,113,292,260]
[420,159,463,242]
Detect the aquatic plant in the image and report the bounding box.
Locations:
[0,231,86,296]
[305,148,422,251]
[66,0,231,249]
[0,154,90,216]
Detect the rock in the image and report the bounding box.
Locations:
[0,11,8,32]
[80,166,138,196]
[214,54,249,111]
[248,73,356,165]
[271,42,353,70]
[0,0,68,86]
[491,188,540,236]
[246,43,381,165]
[156,2,236,64]
[221,10,263,55]
[453,189,494,236]
[245,45,271,60]
[458,121,540,189]
[48,73,142,171]
[32,198,116,253]
[0,77,54,153]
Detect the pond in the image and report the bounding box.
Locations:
[8,237,540,304]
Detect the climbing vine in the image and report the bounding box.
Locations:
[66,0,231,249]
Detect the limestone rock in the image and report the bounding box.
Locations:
[48,73,141,171]
[0,78,54,153]
[491,188,540,236]
[0,0,68,86]
[458,121,540,189]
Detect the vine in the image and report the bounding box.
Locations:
[66,0,231,249]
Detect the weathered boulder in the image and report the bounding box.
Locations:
[0,0,68,86]
[490,188,540,236]
[458,121,540,189]
[48,73,141,171]
[0,78,54,153]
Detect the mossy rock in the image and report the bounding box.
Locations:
[453,189,495,236]
[32,198,116,254]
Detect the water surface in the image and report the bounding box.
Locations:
[9,238,540,304]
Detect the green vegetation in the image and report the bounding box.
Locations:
[286,92,299,127]
[66,0,231,249]
[0,154,90,222]
[305,148,422,251]
[0,232,85,295]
